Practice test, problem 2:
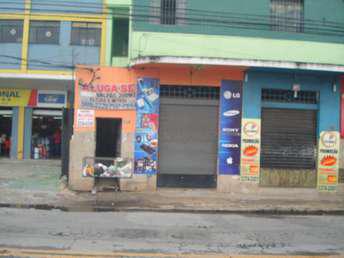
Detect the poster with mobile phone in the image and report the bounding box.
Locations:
[134,78,160,175]
[218,80,242,175]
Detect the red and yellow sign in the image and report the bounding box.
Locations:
[240,119,261,182]
[317,131,340,192]
[0,88,37,107]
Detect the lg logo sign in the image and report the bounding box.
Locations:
[224,91,241,100]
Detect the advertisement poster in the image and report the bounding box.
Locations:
[240,119,261,182]
[341,93,344,138]
[78,67,136,110]
[134,78,160,175]
[76,109,95,129]
[0,88,37,107]
[218,80,242,175]
[317,131,340,192]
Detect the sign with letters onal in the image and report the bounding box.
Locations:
[0,88,37,107]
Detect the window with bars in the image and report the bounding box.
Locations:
[0,20,23,43]
[262,89,318,104]
[29,21,60,44]
[150,0,186,26]
[160,85,220,99]
[270,0,304,32]
[161,0,177,25]
[71,22,101,47]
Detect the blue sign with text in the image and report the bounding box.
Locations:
[218,80,242,175]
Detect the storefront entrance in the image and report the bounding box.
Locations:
[260,108,317,187]
[0,108,12,157]
[158,86,219,188]
[31,109,62,159]
[95,118,122,159]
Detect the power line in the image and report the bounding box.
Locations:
[0,54,75,69]
[0,6,343,38]
[3,0,344,29]
[0,1,343,70]
[0,1,344,36]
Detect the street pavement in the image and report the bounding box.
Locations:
[0,208,344,257]
[1,159,344,214]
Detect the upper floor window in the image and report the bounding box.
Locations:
[271,0,304,32]
[150,0,186,25]
[29,21,60,44]
[71,22,101,47]
[161,0,176,25]
[0,20,23,43]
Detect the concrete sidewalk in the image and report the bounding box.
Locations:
[0,159,344,214]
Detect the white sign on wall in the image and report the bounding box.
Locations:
[76,109,95,129]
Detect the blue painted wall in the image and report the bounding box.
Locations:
[0,43,22,69]
[31,0,103,14]
[0,1,24,13]
[10,107,18,159]
[28,21,100,70]
[242,71,340,136]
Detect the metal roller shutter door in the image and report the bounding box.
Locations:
[159,98,219,177]
[261,108,317,169]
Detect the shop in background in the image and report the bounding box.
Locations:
[31,109,62,159]
[0,107,12,157]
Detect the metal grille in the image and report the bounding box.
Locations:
[271,0,304,32]
[0,20,23,43]
[29,21,60,44]
[261,108,317,169]
[161,0,176,25]
[160,85,220,99]
[262,89,318,104]
[71,22,101,47]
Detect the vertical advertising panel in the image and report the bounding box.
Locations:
[218,80,242,175]
[134,78,160,175]
[240,119,261,182]
[341,79,344,138]
[317,131,340,192]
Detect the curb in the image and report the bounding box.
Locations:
[1,202,344,215]
[1,248,343,258]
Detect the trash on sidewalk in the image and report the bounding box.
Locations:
[82,157,133,179]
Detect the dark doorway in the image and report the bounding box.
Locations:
[31,109,62,159]
[95,118,122,158]
[0,108,12,157]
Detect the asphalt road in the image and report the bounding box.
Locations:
[0,208,343,256]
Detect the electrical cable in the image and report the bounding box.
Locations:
[0,1,343,36]
[0,6,343,37]
[0,1,343,69]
